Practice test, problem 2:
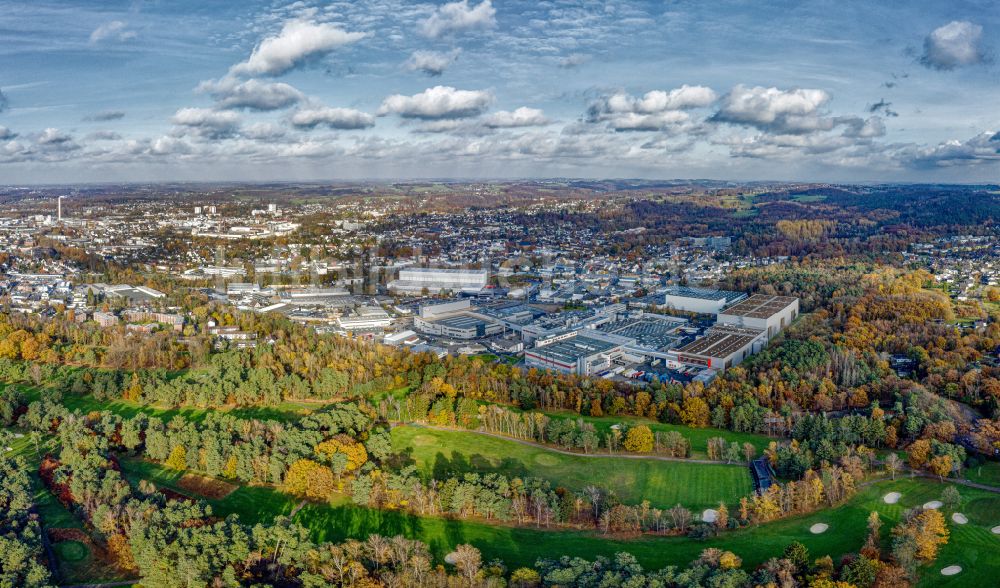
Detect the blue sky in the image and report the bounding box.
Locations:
[1,0,998,183]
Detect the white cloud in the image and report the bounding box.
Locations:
[608,87,717,113]
[290,106,376,129]
[198,78,304,111]
[420,0,496,38]
[230,20,367,77]
[150,136,193,156]
[377,86,493,119]
[483,107,550,128]
[840,116,885,139]
[170,108,241,139]
[557,53,590,68]
[411,120,469,134]
[89,21,136,43]
[404,49,461,76]
[0,126,16,141]
[898,131,1000,168]
[36,128,75,146]
[588,85,716,131]
[920,21,987,70]
[241,122,288,141]
[712,85,832,134]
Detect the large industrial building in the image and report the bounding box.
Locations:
[413,299,504,340]
[335,306,393,333]
[673,324,766,370]
[524,331,624,376]
[589,312,690,362]
[716,294,799,341]
[661,286,747,314]
[387,268,489,295]
[524,292,800,377]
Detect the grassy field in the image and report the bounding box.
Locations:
[391,425,753,510]
[120,457,999,587]
[964,461,1000,486]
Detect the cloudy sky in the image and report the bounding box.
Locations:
[1,0,998,183]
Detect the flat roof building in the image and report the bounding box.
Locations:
[674,324,766,370]
[525,331,624,376]
[388,268,489,295]
[716,294,799,340]
[661,286,747,314]
[415,312,502,340]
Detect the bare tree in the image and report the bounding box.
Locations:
[669,504,692,532]
[884,453,902,480]
[583,485,603,522]
[451,544,482,585]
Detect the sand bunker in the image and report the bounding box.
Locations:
[923,500,943,509]
[952,513,968,524]
[702,509,718,523]
[991,525,1000,534]
[809,523,829,534]
[444,552,458,565]
[883,492,901,504]
[941,565,962,576]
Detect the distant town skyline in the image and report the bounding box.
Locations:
[1,0,998,183]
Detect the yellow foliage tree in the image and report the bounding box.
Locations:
[285,458,336,501]
[316,435,369,471]
[718,551,742,570]
[928,455,953,480]
[221,455,238,479]
[164,445,187,471]
[910,509,949,561]
[680,396,710,428]
[623,425,654,453]
[907,439,931,468]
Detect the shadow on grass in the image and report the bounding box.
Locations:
[430,451,530,481]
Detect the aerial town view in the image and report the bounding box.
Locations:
[1,1,999,588]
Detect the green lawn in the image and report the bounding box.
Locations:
[964,461,1000,487]
[391,425,753,510]
[120,457,999,587]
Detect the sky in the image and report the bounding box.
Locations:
[1,0,999,183]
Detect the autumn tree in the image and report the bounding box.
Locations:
[927,455,952,480]
[893,508,948,562]
[623,425,653,453]
[284,459,336,501]
[715,502,729,530]
[164,445,187,471]
[680,396,710,427]
[315,435,369,472]
[906,439,930,468]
